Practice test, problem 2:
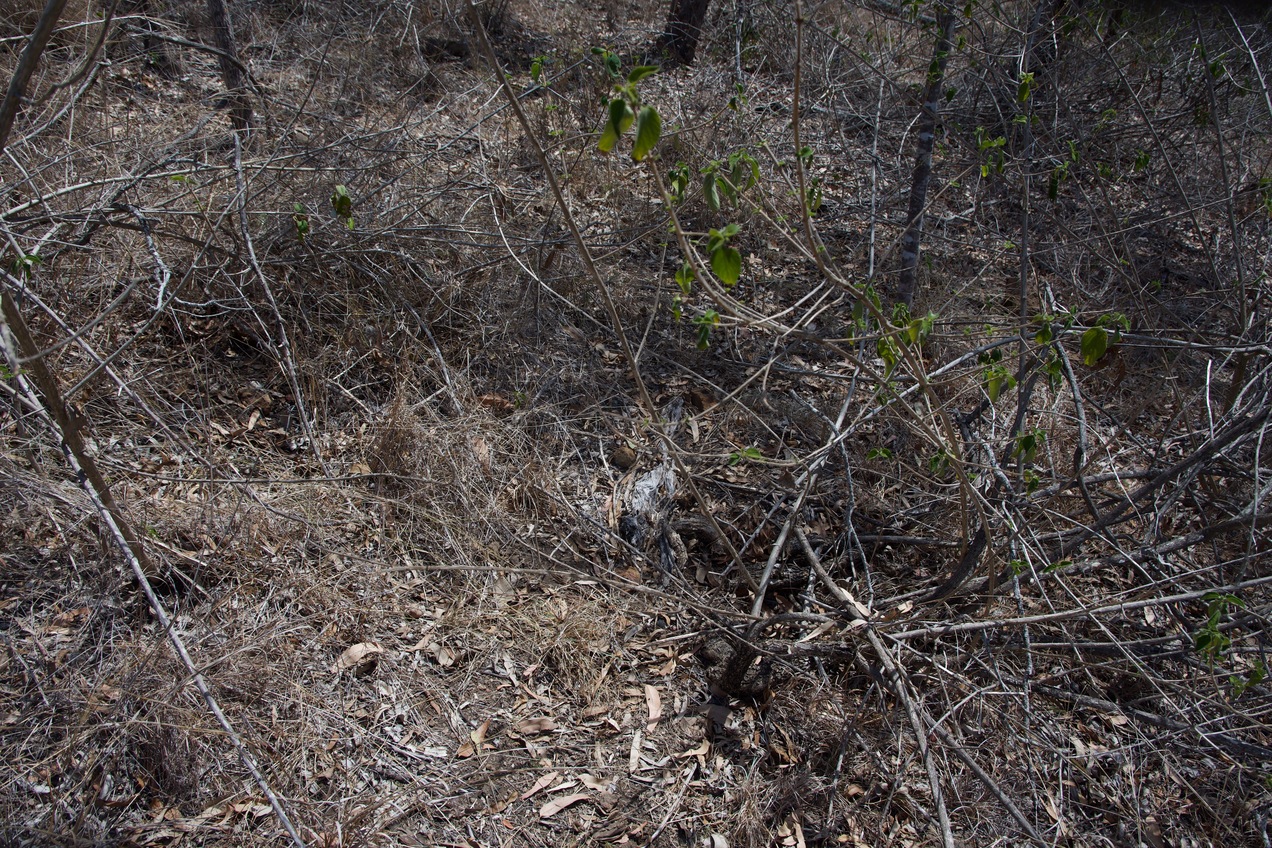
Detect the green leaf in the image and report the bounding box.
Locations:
[632,106,661,162]
[1013,428,1044,463]
[727,445,764,466]
[626,65,659,84]
[331,185,354,228]
[1024,469,1041,494]
[675,261,694,295]
[1080,326,1108,366]
[530,57,543,83]
[876,336,899,377]
[905,312,936,346]
[668,163,689,203]
[985,366,1016,402]
[711,246,741,287]
[703,173,721,212]
[598,97,634,153]
[693,309,719,350]
[8,252,41,279]
[928,450,951,476]
[1017,71,1034,102]
[292,203,310,241]
[331,185,352,219]
[591,46,622,77]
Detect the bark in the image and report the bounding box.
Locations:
[655,0,712,66]
[896,4,957,310]
[0,0,69,149]
[206,0,251,134]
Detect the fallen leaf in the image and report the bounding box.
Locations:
[458,717,492,758]
[539,792,591,819]
[519,771,560,801]
[471,436,492,471]
[493,576,515,609]
[581,703,610,720]
[644,684,662,731]
[514,716,556,736]
[579,773,609,791]
[477,393,514,414]
[404,635,434,652]
[882,601,913,621]
[628,728,642,773]
[677,739,711,760]
[430,642,456,667]
[331,642,383,674]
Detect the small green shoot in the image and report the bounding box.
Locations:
[8,252,41,279]
[1013,428,1045,463]
[1195,591,1243,665]
[331,185,355,230]
[693,309,719,349]
[293,203,310,241]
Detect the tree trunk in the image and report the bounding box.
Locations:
[655,0,712,66]
[128,0,182,78]
[0,0,69,149]
[206,0,251,134]
[896,4,957,310]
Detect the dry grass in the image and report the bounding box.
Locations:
[1,0,1270,845]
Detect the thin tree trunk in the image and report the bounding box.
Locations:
[0,0,69,149]
[206,0,251,134]
[129,0,182,78]
[655,0,712,66]
[897,4,957,310]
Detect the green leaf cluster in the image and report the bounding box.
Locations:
[703,150,759,212]
[975,126,1006,177]
[693,309,720,350]
[7,251,40,279]
[595,60,662,162]
[292,203,310,241]
[1012,427,1045,464]
[978,348,1015,402]
[1079,312,1129,367]
[1195,591,1243,665]
[331,185,354,230]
